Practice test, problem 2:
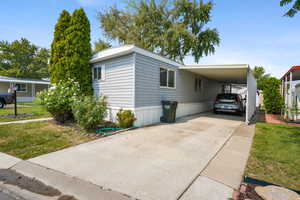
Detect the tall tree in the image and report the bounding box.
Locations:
[98,0,220,63]
[66,8,93,95]
[93,39,111,53]
[252,66,270,90]
[49,10,71,83]
[0,38,49,79]
[280,0,300,17]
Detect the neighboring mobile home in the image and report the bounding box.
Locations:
[90,45,257,126]
[0,76,50,102]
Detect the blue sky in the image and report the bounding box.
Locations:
[1,0,299,78]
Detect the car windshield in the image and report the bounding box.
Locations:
[217,94,238,100]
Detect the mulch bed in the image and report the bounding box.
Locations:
[258,112,300,127]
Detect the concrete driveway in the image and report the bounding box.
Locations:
[29,113,245,200]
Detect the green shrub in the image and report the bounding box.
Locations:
[35,90,47,105]
[72,96,108,130]
[263,77,284,114]
[37,79,81,123]
[116,110,136,128]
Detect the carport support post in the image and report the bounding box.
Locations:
[281,80,284,96]
[290,72,293,120]
[284,75,288,119]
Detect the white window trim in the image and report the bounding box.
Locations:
[160,67,176,89]
[14,83,27,93]
[93,64,106,81]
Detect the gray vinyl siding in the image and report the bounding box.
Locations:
[135,53,221,107]
[92,54,135,108]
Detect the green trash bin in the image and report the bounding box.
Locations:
[161,100,178,123]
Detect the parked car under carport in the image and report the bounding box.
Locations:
[180,64,257,124]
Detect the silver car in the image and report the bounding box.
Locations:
[213,93,245,115]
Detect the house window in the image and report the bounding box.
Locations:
[195,77,198,91]
[14,83,27,92]
[93,64,105,81]
[160,67,175,88]
[168,70,175,88]
[198,78,202,92]
[160,68,167,87]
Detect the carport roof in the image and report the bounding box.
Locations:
[180,64,250,84]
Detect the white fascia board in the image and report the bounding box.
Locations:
[0,79,50,85]
[90,45,135,64]
[90,45,183,67]
[181,64,249,69]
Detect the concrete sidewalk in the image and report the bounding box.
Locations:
[0,118,53,125]
[0,153,132,200]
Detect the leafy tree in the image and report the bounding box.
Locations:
[65,8,93,95]
[280,0,300,17]
[49,10,71,83]
[93,39,111,53]
[263,77,284,113]
[252,66,270,90]
[0,38,49,79]
[98,0,220,62]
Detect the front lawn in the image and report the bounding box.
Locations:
[245,122,300,190]
[0,102,51,122]
[0,121,94,159]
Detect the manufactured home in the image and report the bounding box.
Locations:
[90,45,257,126]
[0,76,50,102]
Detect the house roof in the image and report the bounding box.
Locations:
[180,64,250,84]
[90,45,183,67]
[91,45,252,84]
[0,76,51,85]
[280,65,300,81]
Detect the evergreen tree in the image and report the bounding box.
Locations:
[49,10,71,83]
[66,8,92,95]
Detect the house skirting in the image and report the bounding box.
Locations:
[106,101,214,126]
[17,97,35,102]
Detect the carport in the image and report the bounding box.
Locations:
[180,64,257,124]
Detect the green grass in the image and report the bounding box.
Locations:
[0,103,51,122]
[245,122,300,190]
[0,121,93,159]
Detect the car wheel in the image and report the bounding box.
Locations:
[0,100,4,108]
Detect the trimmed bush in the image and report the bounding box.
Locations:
[263,77,284,114]
[36,79,80,123]
[72,96,108,130]
[116,110,136,128]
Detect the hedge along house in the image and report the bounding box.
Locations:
[0,76,50,102]
[90,45,257,126]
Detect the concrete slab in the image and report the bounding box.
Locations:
[12,161,131,200]
[179,176,233,200]
[29,114,242,200]
[201,124,255,189]
[0,153,21,169]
